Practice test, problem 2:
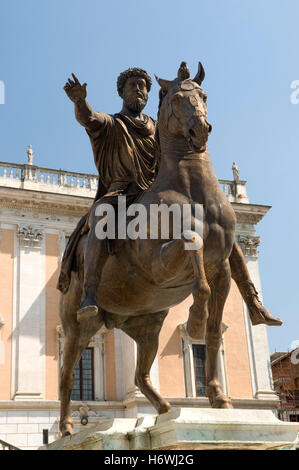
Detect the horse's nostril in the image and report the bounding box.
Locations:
[189,129,195,137]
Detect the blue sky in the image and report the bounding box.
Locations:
[0,0,298,353]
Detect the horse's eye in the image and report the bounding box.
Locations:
[199,92,207,103]
[189,95,199,106]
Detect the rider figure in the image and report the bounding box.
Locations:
[60,68,157,322]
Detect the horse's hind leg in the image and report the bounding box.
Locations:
[59,329,87,436]
[206,260,232,409]
[121,311,171,415]
[59,294,104,436]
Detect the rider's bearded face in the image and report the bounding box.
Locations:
[122,77,148,113]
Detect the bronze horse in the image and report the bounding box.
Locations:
[59,63,243,436]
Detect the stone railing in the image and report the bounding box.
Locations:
[0,161,248,203]
[0,161,98,198]
[219,179,236,196]
[218,178,248,203]
[0,439,20,450]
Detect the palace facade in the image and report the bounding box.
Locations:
[0,151,279,449]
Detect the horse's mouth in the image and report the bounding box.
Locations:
[188,129,207,153]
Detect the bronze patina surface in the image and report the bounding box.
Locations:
[58,63,282,436]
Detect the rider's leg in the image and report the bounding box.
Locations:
[77,210,109,323]
[229,241,282,326]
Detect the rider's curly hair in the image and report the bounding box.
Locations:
[117,68,152,97]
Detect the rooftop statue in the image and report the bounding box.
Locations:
[58,62,282,437]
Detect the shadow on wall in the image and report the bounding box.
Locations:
[160,327,183,359]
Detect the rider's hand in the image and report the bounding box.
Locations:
[64,73,87,103]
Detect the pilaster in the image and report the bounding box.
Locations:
[237,232,278,401]
[114,329,160,415]
[13,224,46,400]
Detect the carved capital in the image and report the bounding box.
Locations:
[56,324,107,355]
[89,328,108,348]
[179,321,228,337]
[58,231,66,264]
[237,234,260,257]
[71,406,105,419]
[16,225,43,248]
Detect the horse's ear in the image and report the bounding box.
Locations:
[155,75,172,93]
[193,62,205,86]
[177,61,190,80]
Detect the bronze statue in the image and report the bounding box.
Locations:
[58,63,282,436]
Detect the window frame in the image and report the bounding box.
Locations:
[57,326,107,401]
[179,322,228,398]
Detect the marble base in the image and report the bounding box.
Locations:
[41,408,299,451]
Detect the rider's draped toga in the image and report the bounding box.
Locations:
[57,112,158,293]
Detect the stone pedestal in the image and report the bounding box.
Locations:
[41,408,299,450]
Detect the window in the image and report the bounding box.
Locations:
[58,233,71,265]
[179,322,228,398]
[71,348,95,401]
[289,414,299,422]
[192,344,207,397]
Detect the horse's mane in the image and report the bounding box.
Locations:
[153,89,167,175]
[157,89,167,119]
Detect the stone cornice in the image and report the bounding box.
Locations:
[0,187,271,226]
[0,400,124,410]
[0,186,91,217]
[232,202,271,225]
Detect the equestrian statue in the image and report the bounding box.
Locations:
[58,62,282,436]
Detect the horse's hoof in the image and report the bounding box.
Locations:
[212,395,233,409]
[221,401,233,409]
[158,402,171,415]
[60,422,74,437]
[77,305,98,323]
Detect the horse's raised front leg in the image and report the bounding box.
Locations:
[185,243,210,339]
[206,259,232,409]
[121,311,171,415]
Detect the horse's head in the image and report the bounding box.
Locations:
[156,62,212,153]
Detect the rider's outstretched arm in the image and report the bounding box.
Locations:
[74,99,107,131]
[64,73,108,132]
